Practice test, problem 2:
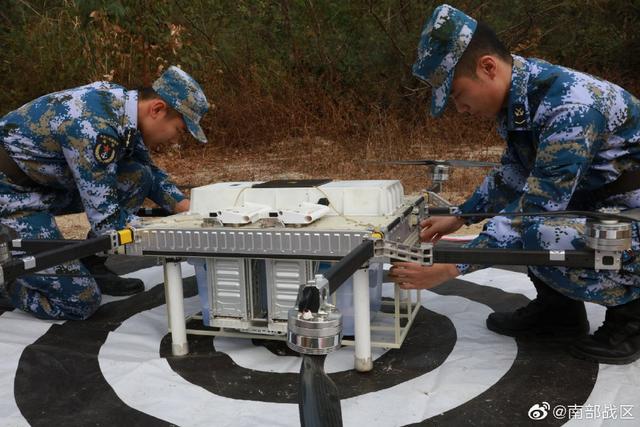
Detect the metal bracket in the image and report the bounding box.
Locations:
[0,242,9,264]
[104,231,120,255]
[374,240,433,266]
[314,274,329,290]
[594,250,622,271]
[409,207,421,228]
[22,256,36,270]
[549,250,565,261]
[109,231,119,250]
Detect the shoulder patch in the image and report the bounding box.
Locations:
[94,134,119,165]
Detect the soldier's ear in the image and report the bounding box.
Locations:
[477,55,498,80]
[148,99,170,119]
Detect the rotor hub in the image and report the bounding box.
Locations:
[585,212,632,252]
[432,164,450,182]
[287,307,342,355]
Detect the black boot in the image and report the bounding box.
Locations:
[486,271,589,339]
[0,225,17,309]
[82,255,144,296]
[0,291,13,311]
[0,280,16,310]
[570,298,640,364]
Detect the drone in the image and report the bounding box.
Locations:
[2,203,637,426]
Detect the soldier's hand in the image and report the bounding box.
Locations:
[388,262,460,290]
[419,216,465,243]
[175,199,190,213]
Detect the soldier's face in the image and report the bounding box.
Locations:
[449,56,508,118]
[450,75,502,118]
[140,103,188,150]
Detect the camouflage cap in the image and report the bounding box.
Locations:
[412,4,477,117]
[152,66,209,143]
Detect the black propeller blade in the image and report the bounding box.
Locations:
[364,159,499,168]
[427,207,640,222]
[299,354,343,427]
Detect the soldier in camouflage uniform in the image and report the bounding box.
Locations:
[0,66,209,320]
[388,4,640,364]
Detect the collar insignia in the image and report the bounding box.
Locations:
[513,103,527,126]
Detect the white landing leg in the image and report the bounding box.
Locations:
[163,259,189,356]
[353,268,372,372]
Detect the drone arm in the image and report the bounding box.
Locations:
[0,230,134,286]
[325,239,375,295]
[433,246,595,269]
[9,239,84,253]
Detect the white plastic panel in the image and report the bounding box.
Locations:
[188,180,404,218]
[319,180,404,216]
[190,182,254,215]
[207,258,248,319]
[266,260,311,320]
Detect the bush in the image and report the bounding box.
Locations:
[2,0,639,146]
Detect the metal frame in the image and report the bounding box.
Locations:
[158,242,422,373]
[128,195,427,371]
[127,228,373,259]
[341,285,421,349]
[167,261,422,350]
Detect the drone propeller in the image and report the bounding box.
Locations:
[427,207,640,223]
[299,354,343,427]
[364,159,499,168]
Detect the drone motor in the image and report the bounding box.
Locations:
[584,208,632,270]
[287,279,343,355]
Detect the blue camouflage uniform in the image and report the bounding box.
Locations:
[413,4,640,307]
[0,66,209,319]
[457,55,640,306]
